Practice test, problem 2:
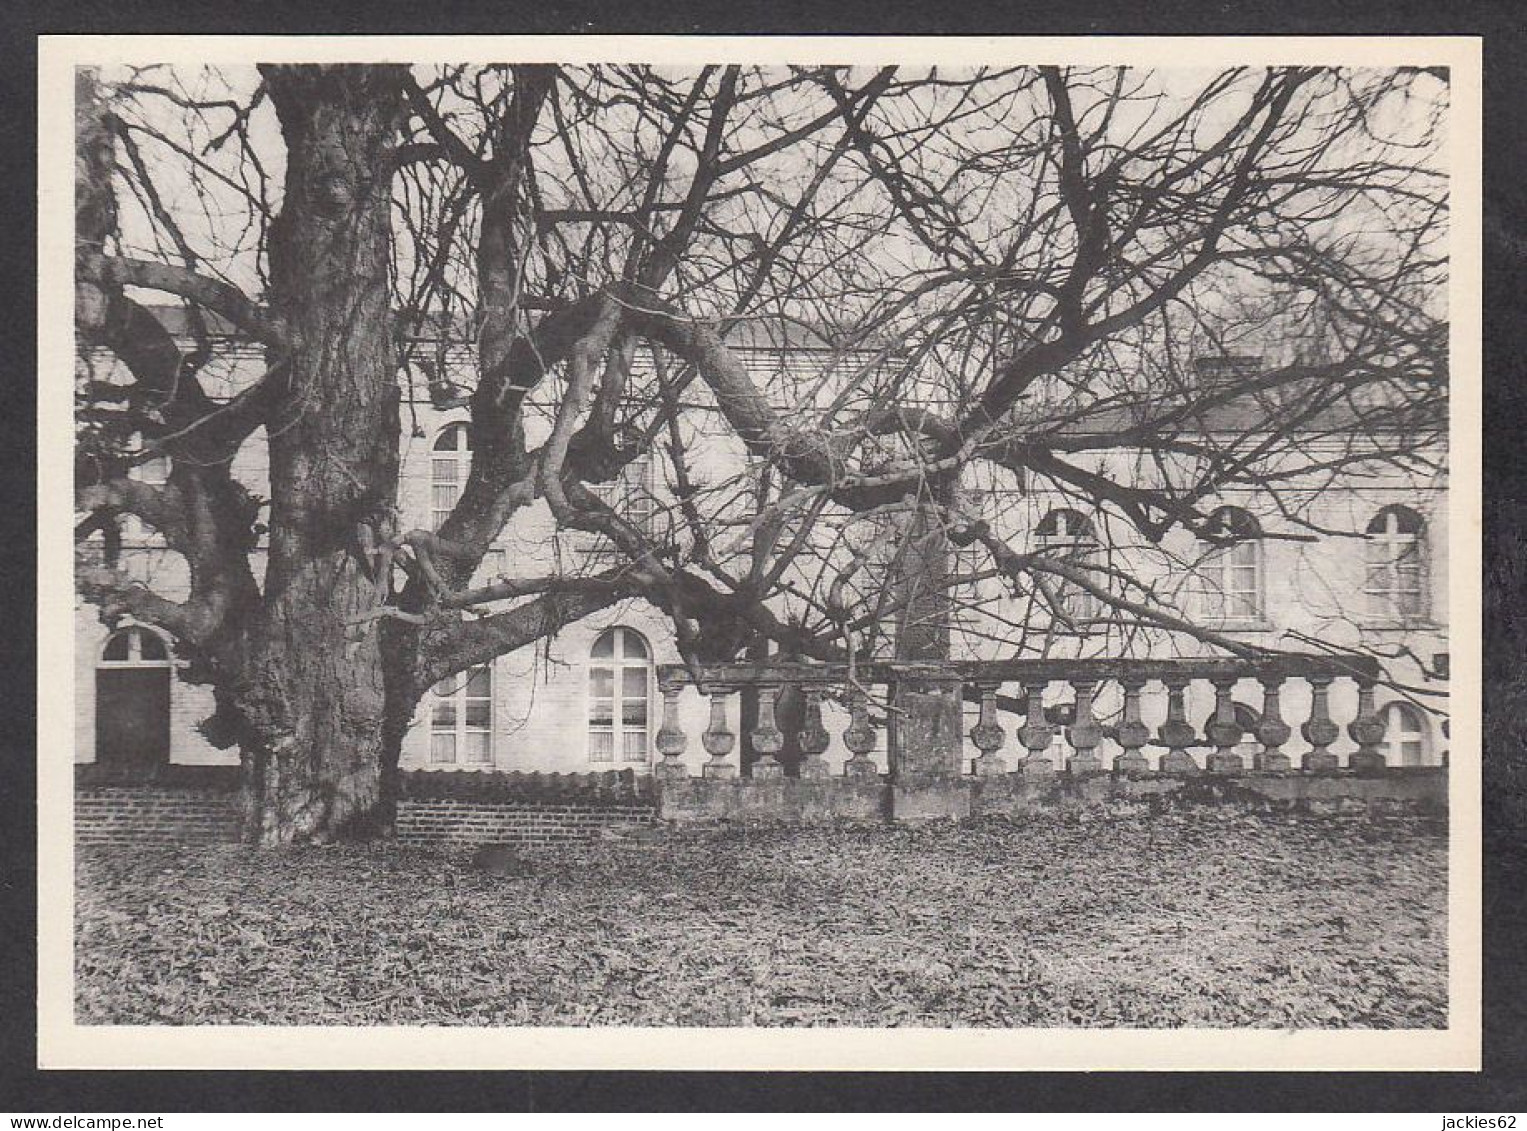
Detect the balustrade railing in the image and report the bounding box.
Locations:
[653,655,1399,781]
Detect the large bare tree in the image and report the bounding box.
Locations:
[74,62,1448,842]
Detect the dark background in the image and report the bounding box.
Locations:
[2,0,1523,1111]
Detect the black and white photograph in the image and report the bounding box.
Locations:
[37,35,1481,1071]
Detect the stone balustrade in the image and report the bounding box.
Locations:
[653,654,1402,781]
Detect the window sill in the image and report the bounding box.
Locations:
[1205,620,1277,634]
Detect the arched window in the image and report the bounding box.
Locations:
[1035,508,1100,623]
[1200,506,1263,624]
[432,422,472,530]
[1379,701,1429,766]
[588,627,652,764]
[1365,505,1425,621]
[429,663,492,764]
[100,626,171,665]
[96,627,172,771]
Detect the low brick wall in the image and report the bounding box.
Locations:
[395,799,655,848]
[73,766,659,848]
[399,767,653,806]
[75,787,241,846]
[72,764,1447,844]
[396,768,657,847]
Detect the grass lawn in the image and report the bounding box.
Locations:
[75,811,1447,1028]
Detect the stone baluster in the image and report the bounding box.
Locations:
[1253,676,1293,771]
[1016,681,1055,776]
[1113,677,1151,776]
[654,677,689,780]
[749,683,785,779]
[1157,674,1200,774]
[1204,677,1244,773]
[797,686,831,779]
[968,681,1008,776]
[700,686,738,779]
[1067,679,1104,775]
[842,689,879,777]
[1300,675,1341,771]
[1346,676,1387,774]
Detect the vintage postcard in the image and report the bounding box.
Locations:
[37,34,1482,1070]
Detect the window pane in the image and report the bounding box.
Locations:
[465,700,490,729]
[623,633,649,660]
[590,669,614,697]
[432,702,456,729]
[622,666,648,697]
[589,699,614,725]
[622,699,648,726]
[432,457,458,482]
[1385,706,1427,762]
[430,732,456,764]
[589,730,614,762]
[592,632,616,658]
[465,666,491,697]
[136,632,168,661]
[1368,507,1421,535]
[432,484,458,511]
[463,731,491,763]
[622,730,648,761]
[102,632,130,662]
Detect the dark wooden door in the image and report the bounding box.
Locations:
[96,668,171,771]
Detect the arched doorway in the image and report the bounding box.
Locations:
[95,627,172,772]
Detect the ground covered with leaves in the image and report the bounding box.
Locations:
[76,811,1447,1027]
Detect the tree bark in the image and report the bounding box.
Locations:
[234,65,410,844]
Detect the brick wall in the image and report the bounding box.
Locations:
[395,800,655,848]
[75,787,241,846]
[72,767,1443,846]
[73,768,659,848]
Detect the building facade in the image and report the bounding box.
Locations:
[75,315,1451,779]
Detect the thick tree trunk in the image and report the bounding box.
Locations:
[234,65,410,845]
